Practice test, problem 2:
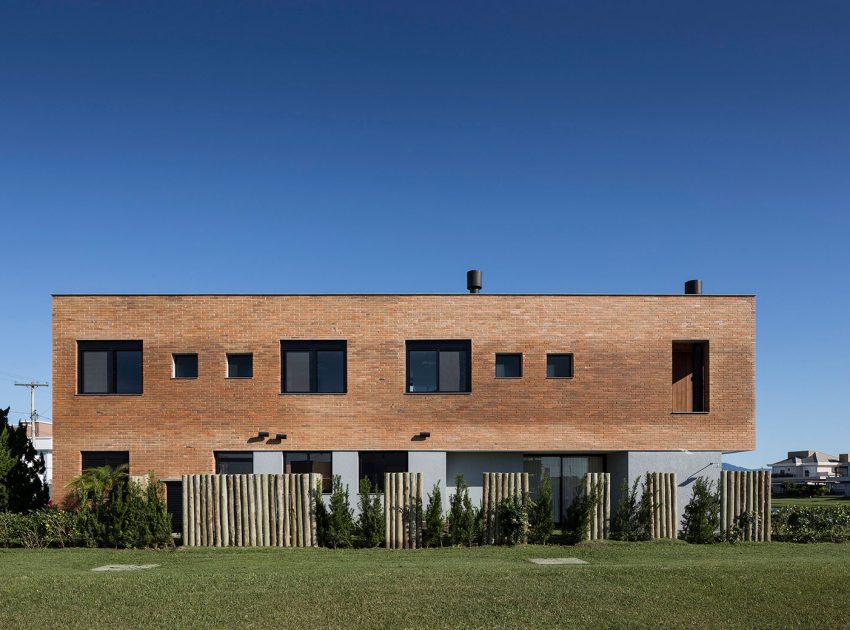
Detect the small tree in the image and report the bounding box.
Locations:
[528,473,554,544]
[497,494,528,545]
[610,476,652,542]
[357,477,384,548]
[314,478,329,547]
[423,482,445,547]
[447,475,478,546]
[325,475,354,548]
[562,481,599,545]
[681,476,721,544]
[0,407,49,512]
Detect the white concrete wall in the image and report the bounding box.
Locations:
[409,451,447,504]
[624,451,722,522]
[446,452,524,507]
[252,451,283,474]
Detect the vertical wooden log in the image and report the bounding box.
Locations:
[211,476,220,547]
[205,475,214,546]
[230,475,238,547]
[384,473,392,549]
[197,475,206,546]
[294,474,303,547]
[416,472,424,548]
[282,474,290,547]
[720,471,727,535]
[274,475,282,547]
[482,472,490,545]
[311,474,320,547]
[388,473,396,548]
[395,473,403,548]
[402,473,409,549]
[259,475,268,546]
[245,474,254,546]
[305,474,314,547]
[181,476,189,547]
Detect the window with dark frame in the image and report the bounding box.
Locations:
[546,353,574,378]
[173,353,198,379]
[495,353,522,378]
[281,341,347,393]
[358,452,408,492]
[226,353,253,378]
[81,451,130,471]
[78,341,143,394]
[406,340,471,393]
[672,341,709,412]
[285,452,333,493]
[215,452,253,474]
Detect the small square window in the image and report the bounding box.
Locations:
[227,353,253,378]
[547,353,573,378]
[173,354,198,379]
[495,353,522,378]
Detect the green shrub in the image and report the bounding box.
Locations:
[562,481,599,545]
[423,482,445,547]
[611,476,652,542]
[357,477,384,548]
[497,494,528,545]
[75,472,172,549]
[314,479,329,547]
[0,508,82,548]
[528,474,554,544]
[325,475,354,548]
[447,475,478,546]
[773,505,850,543]
[723,510,759,543]
[680,476,721,544]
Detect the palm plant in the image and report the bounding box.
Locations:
[66,464,128,506]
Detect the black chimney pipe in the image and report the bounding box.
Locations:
[467,270,482,293]
[684,279,702,295]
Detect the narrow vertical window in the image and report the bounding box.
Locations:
[672,341,709,412]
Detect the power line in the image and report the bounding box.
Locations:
[14,382,49,438]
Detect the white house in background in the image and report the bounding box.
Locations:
[770,450,850,494]
[22,420,53,496]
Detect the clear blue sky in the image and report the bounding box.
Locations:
[1,1,848,468]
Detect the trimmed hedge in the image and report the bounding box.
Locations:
[0,508,82,548]
[772,505,850,543]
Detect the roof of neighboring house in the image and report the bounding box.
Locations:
[770,451,840,467]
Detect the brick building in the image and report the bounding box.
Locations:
[52,274,755,522]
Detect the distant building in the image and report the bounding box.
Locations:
[22,420,53,496]
[770,450,850,494]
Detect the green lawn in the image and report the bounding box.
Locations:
[2,543,850,629]
[772,495,850,506]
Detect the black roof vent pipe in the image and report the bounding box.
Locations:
[467,269,482,294]
[684,279,702,295]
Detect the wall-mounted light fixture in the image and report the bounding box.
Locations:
[418,431,431,439]
[275,433,287,440]
[257,431,270,439]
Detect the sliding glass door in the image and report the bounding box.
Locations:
[523,455,605,523]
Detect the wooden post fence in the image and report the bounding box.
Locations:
[645,472,677,540]
[482,472,530,545]
[182,474,320,547]
[721,470,771,541]
[583,472,611,541]
[384,472,423,549]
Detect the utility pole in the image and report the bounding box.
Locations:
[14,381,49,438]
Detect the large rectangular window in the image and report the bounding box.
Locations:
[82,451,130,471]
[281,341,347,393]
[285,452,333,493]
[78,341,143,394]
[358,452,408,492]
[523,454,604,524]
[226,353,253,378]
[215,452,253,474]
[406,341,471,393]
[672,341,709,412]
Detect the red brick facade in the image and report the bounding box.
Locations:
[52,294,755,495]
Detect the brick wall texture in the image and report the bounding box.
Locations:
[52,294,755,494]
